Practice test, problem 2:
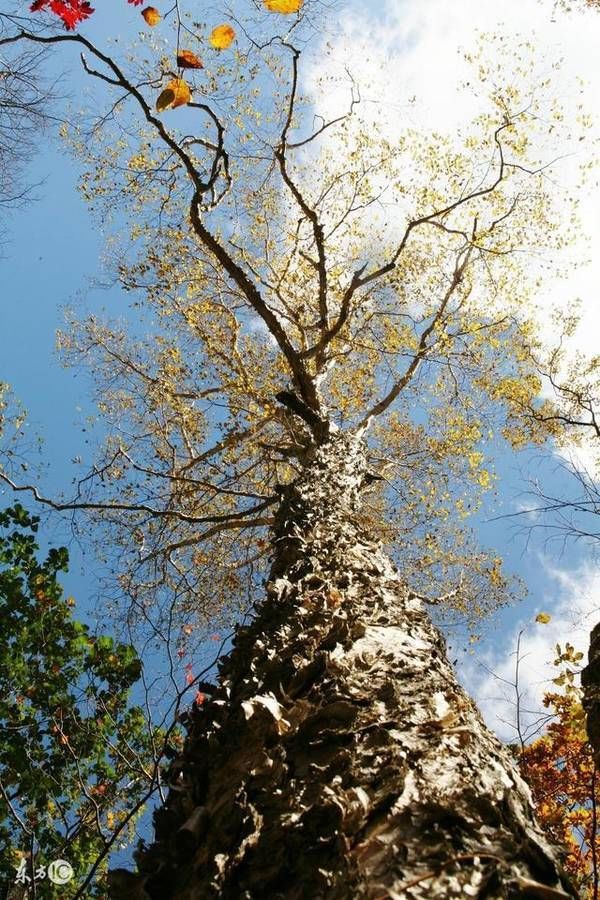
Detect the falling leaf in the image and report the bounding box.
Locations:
[177,49,203,70]
[156,78,191,112]
[141,6,160,26]
[185,671,194,685]
[536,612,552,624]
[194,691,206,705]
[263,0,303,12]
[209,24,235,50]
[182,624,193,635]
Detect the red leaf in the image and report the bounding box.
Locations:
[194,691,206,705]
[30,0,94,29]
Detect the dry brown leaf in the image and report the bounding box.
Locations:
[177,49,203,70]
[141,6,161,26]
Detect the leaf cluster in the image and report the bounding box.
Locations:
[0,505,157,897]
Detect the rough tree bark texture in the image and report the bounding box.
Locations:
[113,433,574,899]
[582,622,600,761]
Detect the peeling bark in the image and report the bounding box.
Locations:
[113,433,575,899]
[582,622,600,761]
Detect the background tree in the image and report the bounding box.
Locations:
[0,502,167,898]
[0,1,593,895]
[0,8,58,245]
[519,643,600,899]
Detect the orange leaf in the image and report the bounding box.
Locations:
[156,78,191,112]
[209,24,235,50]
[177,49,203,70]
[263,0,303,12]
[141,6,161,26]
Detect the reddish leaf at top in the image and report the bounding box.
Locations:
[30,0,94,29]
[31,0,146,28]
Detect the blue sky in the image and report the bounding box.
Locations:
[1,0,600,874]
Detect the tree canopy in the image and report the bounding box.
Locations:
[1,0,599,892]
[1,1,586,648]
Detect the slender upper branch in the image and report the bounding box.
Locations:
[276,43,329,338]
[303,121,513,364]
[358,242,475,427]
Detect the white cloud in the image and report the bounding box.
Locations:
[305,0,600,434]
[459,558,600,741]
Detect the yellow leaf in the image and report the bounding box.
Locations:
[141,6,161,27]
[177,49,203,70]
[209,24,235,50]
[156,78,191,112]
[263,0,303,12]
[535,612,552,624]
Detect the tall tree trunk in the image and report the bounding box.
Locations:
[112,433,574,899]
[583,622,600,761]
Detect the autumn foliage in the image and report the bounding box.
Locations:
[9,0,599,892]
[29,0,143,30]
[520,659,600,898]
[30,0,302,30]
